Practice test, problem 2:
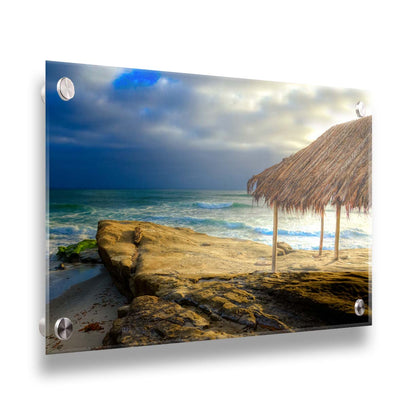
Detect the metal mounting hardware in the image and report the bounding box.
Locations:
[57,77,75,101]
[355,101,366,118]
[54,317,73,341]
[354,299,365,316]
[41,84,45,103]
[39,317,45,337]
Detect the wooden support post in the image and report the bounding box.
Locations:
[319,210,325,256]
[334,203,341,260]
[272,204,278,272]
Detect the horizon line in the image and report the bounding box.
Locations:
[49,187,249,192]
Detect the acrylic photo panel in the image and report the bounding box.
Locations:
[45,61,372,354]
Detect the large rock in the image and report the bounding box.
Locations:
[96,220,292,300]
[97,221,370,348]
[103,295,231,347]
[96,221,140,298]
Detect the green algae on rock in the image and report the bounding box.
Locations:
[57,239,98,263]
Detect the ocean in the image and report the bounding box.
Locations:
[48,189,371,259]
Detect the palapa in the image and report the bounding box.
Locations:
[247,115,372,270]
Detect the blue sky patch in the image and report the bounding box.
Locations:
[113,69,161,89]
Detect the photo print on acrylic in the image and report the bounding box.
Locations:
[45,61,372,354]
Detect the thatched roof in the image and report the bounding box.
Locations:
[247,115,372,214]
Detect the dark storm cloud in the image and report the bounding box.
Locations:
[46,61,371,189]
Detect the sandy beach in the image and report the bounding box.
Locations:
[46,265,127,354]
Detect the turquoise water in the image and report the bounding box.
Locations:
[48,189,371,258]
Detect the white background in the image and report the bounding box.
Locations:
[1,1,415,414]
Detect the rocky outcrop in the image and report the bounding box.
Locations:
[96,220,292,300]
[103,296,232,347]
[97,221,371,348]
[95,221,140,298]
[78,248,101,264]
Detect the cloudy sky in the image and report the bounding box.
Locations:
[46,61,371,189]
